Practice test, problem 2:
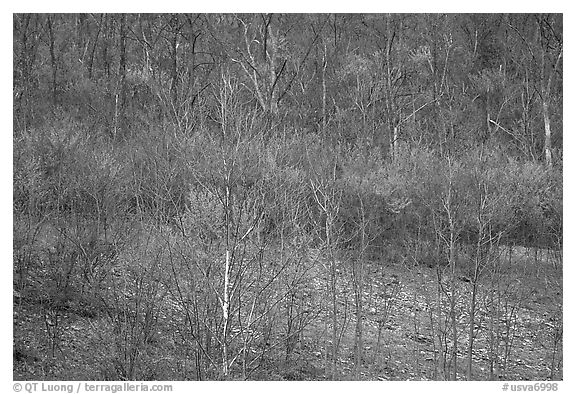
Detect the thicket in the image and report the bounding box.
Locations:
[13,13,562,380]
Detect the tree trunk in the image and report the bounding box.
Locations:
[17,14,33,131]
[222,248,230,377]
[221,181,232,377]
[353,258,364,380]
[384,13,400,160]
[170,14,179,115]
[330,241,338,380]
[322,43,328,136]
[543,99,552,168]
[467,279,478,380]
[114,14,127,138]
[537,14,562,168]
[353,199,367,380]
[102,15,110,78]
[47,15,58,105]
[119,14,127,93]
[445,170,458,381]
[88,14,103,80]
[467,235,485,380]
[449,238,457,381]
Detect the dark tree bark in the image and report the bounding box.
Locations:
[114,13,127,137]
[88,14,103,80]
[170,14,180,113]
[46,15,58,105]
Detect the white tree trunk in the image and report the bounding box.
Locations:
[222,248,230,376]
[543,99,553,168]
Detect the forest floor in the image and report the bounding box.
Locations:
[284,246,563,381]
[13,245,562,381]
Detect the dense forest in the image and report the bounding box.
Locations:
[13,13,562,381]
